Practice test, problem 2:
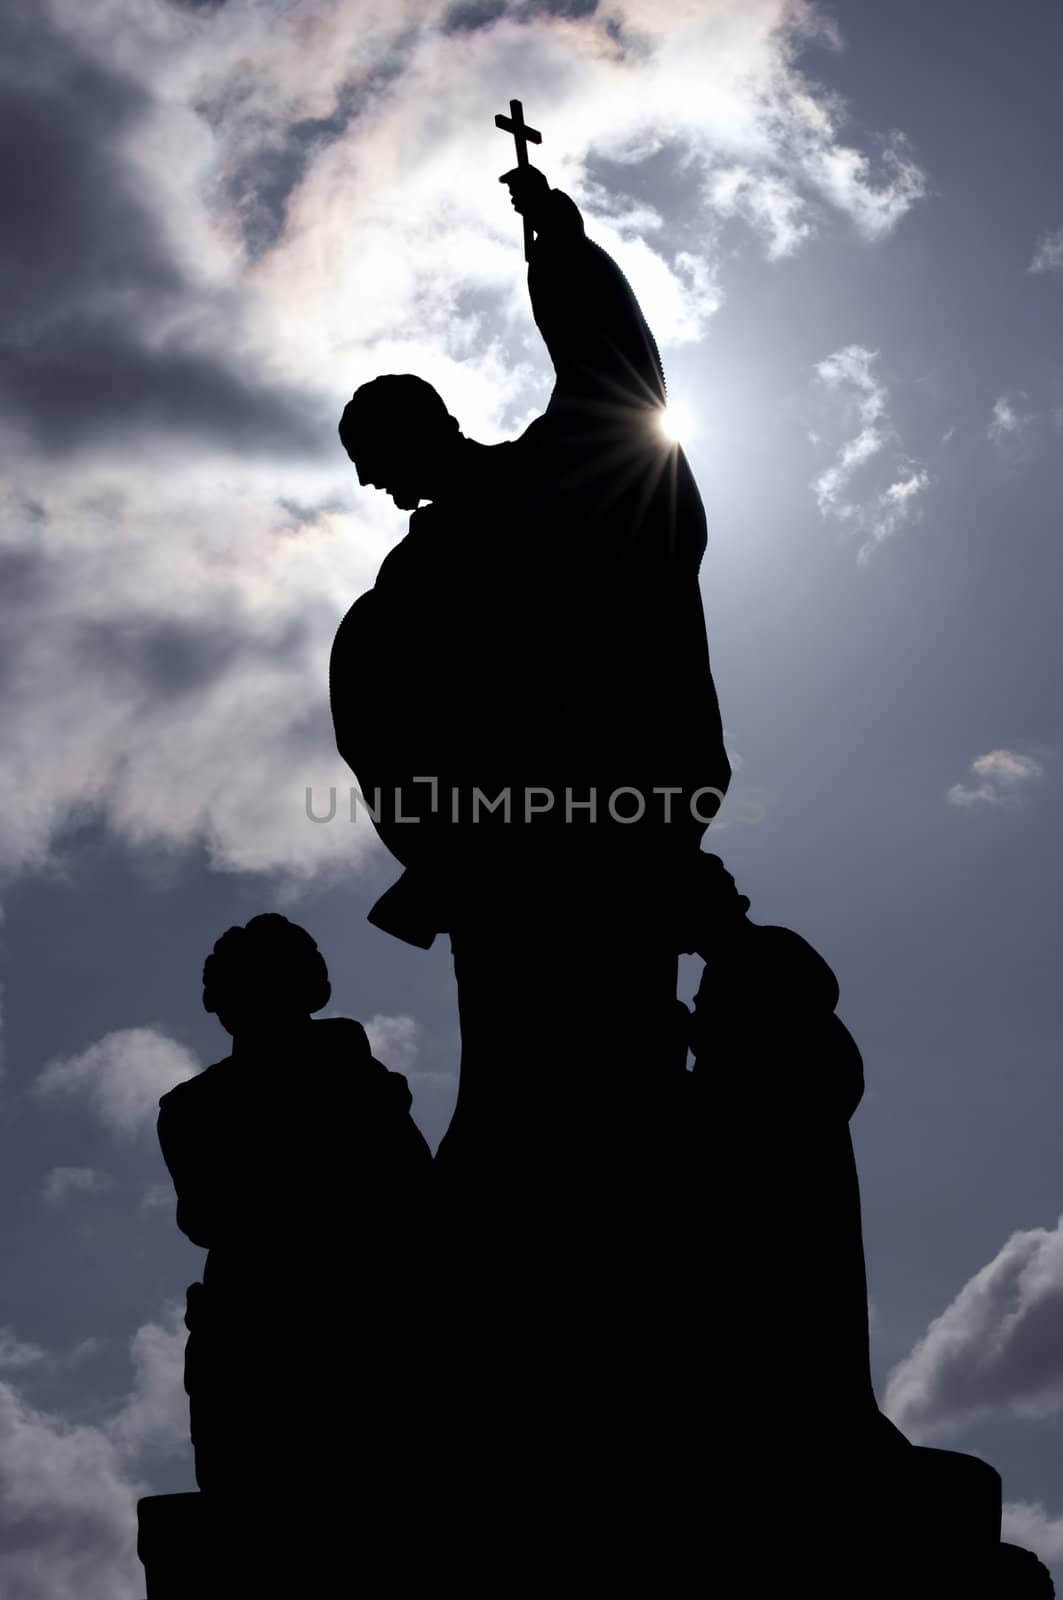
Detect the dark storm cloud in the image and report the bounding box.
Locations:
[0,319,329,456]
[0,546,49,696]
[211,89,368,261]
[276,494,349,526]
[0,5,325,456]
[531,0,597,15]
[197,47,412,262]
[0,8,180,328]
[0,549,47,613]
[227,109,353,259]
[72,613,313,704]
[443,0,596,34]
[443,0,508,30]
[73,619,247,704]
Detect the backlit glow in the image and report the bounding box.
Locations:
[658,402,696,443]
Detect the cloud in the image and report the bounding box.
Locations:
[35,1028,200,1136]
[706,164,813,260]
[1029,226,1063,275]
[884,1216,1063,1440]
[1002,1502,1063,1567]
[798,127,926,241]
[0,5,322,456]
[810,345,930,560]
[41,1166,113,1206]
[0,0,927,884]
[0,1333,45,1372]
[0,466,384,882]
[364,1013,420,1076]
[988,391,1033,446]
[0,1306,187,1600]
[985,390,1050,471]
[107,1315,189,1457]
[947,748,1044,809]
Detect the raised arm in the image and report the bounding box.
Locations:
[500,165,667,421]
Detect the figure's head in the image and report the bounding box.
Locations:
[339,374,461,510]
[202,913,331,1039]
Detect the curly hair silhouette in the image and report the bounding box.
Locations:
[201,913,331,1031]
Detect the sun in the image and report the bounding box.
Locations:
[658,401,696,444]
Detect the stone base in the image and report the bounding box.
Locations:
[137,1487,428,1595]
[137,1448,1055,1596]
[137,1495,209,1599]
[137,1492,326,1597]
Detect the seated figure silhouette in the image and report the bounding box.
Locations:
[156,913,431,1510]
[677,855,1052,1592]
[682,855,877,1440]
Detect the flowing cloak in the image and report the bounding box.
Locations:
[329,188,730,935]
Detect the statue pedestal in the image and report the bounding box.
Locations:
[136,1441,1054,1596]
[137,1492,328,1597]
[137,1487,426,1595]
[137,1495,210,1599]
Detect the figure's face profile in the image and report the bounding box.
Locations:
[350,440,426,511]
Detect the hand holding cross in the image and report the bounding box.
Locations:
[494,98,542,262]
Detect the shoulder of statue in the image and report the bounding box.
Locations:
[310,1015,373,1061]
[157,1058,228,1125]
[532,187,587,251]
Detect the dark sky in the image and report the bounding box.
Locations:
[2,0,1062,1592]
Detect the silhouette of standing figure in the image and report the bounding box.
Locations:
[330,160,730,1185]
[331,163,728,930]
[156,914,431,1524]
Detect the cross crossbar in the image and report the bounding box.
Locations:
[495,99,542,262]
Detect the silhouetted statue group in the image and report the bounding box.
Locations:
[135,117,1053,1596]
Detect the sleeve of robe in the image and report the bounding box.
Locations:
[520,188,731,807]
[157,1077,215,1250]
[526,187,668,420]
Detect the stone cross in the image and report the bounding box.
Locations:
[494,98,542,262]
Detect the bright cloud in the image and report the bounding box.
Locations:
[0,0,927,886]
[1002,1502,1063,1567]
[706,164,813,259]
[884,1216,1063,1439]
[985,389,1051,472]
[35,1028,200,1137]
[810,345,930,560]
[1029,226,1063,274]
[0,1306,187,1600]
[947,748,1045,809]
[364,1013,420,1076]
[988,391,1033,445]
